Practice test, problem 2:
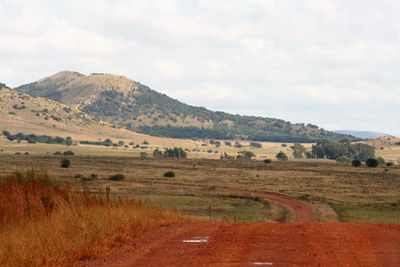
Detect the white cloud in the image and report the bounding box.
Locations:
[154,60,185,79]
[0,0,399,135]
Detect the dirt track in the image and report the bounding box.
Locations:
[85,194,400,267]
[87,222,400,267]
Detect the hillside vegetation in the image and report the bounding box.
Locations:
[16,71,353,142]
[0,86,200,148]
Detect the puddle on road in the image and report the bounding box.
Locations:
[182,236,209,243]
[252,262,273,266]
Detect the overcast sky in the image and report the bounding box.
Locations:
[1,0,399,135]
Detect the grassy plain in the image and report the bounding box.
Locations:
[0,153,399,224]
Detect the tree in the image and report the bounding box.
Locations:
[163,147,187,158]
[61,159,70,168]
[104,138,113,147]
[276,151,288,161]
[352,159,362,167]
[365,158,379,168]
[311,140,350,160]
[237,151,256,160]
[65,136,73,146]
[348,143,375,161]
[153,148,163,158]
[291,143,306,158]
[249,142,262,148]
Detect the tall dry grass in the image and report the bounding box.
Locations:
[0,170,193,267]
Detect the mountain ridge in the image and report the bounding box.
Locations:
[15,71,355,142]
[335,130,394,139]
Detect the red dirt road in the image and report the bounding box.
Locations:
[239,191,313,222]
[84,193,399,267]
[88,222,400,267]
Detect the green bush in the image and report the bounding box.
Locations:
[336,156,352,164]
[163,171,176,178]
[365,158,379,168]
[351,159,362,167]
[61,159,70,168]
[109,174,126,181]
[276,151,288,161]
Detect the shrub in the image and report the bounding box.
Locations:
[61,159,70,168]
[54,151,62,155]
[351,159,362,167]
[237,151,256,160]
[63,150,75,156]
[291,143,306,158]
[263,159,272,164]
[163,171,176,178]
[276,151,288,161]
[109,174,126,181]
[249,142,262,148]
[386,162,394,167]
[336,156,352,164]
[365,158,379,168]
[376,157,386,165]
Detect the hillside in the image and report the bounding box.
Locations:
[16,71,353,142]
[0,85,186,145]
[335,130,394,139]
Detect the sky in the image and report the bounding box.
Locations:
[0,0,399,136]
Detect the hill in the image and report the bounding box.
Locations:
[16,71,353,142]
[0,85,187,146]
[335,130,394,139]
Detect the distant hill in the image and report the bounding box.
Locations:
[15,71,353,142]
[335,130,394,139]
[0,86,166,144]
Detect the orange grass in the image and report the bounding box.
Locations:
[0,170,193,267]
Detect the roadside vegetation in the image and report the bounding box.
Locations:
[0,170,192,267]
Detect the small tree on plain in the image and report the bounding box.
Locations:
[352,159,362,167]
[365,158,379,168]
[61,159,70,168]
[276,151,288,161]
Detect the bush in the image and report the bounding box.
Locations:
[54,151,62,155]
[386,162,394,167]
[336,156,352,164]
[163,171,176,178]
[63,150,75,156]
[376,157,386,165]
[365,158,379,168]
[109,174,126,181]
[351,159,362,167]
[263,159,272,164]
[249,142,262,148]
[61,159,70,168]
[276,151,288,161]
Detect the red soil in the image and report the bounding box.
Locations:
[87,222,400,267]
[84,192,400,266]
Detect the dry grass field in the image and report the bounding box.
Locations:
[0,170,193,267]
[0,136,313,160]
[0,155,399,225]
